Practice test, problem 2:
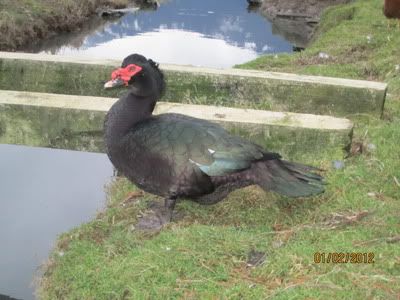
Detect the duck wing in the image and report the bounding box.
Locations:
[130,113,279,178]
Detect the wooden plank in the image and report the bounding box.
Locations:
[0,51,387,117]
[0,90,353,160]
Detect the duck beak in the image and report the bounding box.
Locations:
[104,78,125,89]
[104,64,142,89]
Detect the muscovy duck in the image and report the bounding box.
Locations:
[104,54,324,227]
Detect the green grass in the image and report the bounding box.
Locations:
[37,0,400,298]
[238,0,400,94]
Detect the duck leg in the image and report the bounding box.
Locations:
[136,196,177,231]
[164,196,177,216]
[156,196,177,225]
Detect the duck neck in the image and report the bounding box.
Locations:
[105,91,157,145]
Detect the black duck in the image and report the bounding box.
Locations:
[104,54,324,229]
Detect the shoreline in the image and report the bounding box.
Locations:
[0,0,351,52]
[0,0,129,51]
[260,0,351,18]
[258,0,352,47]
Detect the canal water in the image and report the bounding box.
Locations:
[0,145,113,300]
[32,0,293,68]
[1,1,293,299]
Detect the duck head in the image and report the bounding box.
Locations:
[104,53,165,98]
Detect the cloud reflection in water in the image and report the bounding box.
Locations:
[56,28,259,68]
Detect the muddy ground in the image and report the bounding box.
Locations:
[261,0,351,17]
[0,0,130,51]
[258,0,352,48]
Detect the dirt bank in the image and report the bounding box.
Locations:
[259,0,351,48]
[0,0,129,51]
[261,0,352,18]
[1,0,352,51]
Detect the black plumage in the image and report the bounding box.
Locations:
[104,54,324,226]
[384,0,400,20]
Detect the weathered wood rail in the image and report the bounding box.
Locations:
[0,52,387,117]
[0,90,353,160]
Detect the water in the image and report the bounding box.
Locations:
[0,145,113,300]
[33,0,293,68]
[2,1,294,299]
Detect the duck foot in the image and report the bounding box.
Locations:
[135,197,176,231]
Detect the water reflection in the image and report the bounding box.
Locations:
[33,0,292,67]
[0,144,113,300]
[59,28,259,68]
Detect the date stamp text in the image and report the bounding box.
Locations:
[314,252,375,264]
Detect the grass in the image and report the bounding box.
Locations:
[37,0,400,298]
[0,0,129,50]
[238,0,400,95]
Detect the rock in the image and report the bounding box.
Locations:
[293,46,305,52]
[318,52,330,59]
[98,7,139,18]
[366,143,376,152]
[247,250,267,267]
[133,0,160,10]
[332,160,345,170]
[272,239,285,248]
[247,0,263,4]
